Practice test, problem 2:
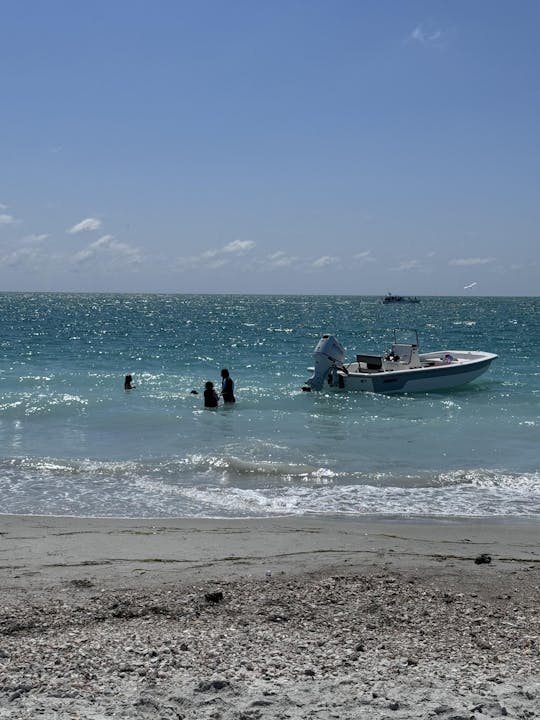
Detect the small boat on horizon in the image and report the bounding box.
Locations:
[382,293,420,304]
[303,330,497,394]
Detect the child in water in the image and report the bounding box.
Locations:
[204,381,219,408]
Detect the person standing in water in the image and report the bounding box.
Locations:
[204,381,219,408]
[124,374,136,390]
[220,368,235,404]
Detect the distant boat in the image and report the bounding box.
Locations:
[382,293,420,304]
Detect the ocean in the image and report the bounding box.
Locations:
[0,293,538,519]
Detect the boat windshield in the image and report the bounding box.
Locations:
[392,328,419,346]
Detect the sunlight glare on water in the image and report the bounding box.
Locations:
[0,293,538,518]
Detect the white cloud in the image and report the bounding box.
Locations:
[72,235,142,268]
[67,217,102,234]
[311,255,338,270]
[391,259,422,272]
[353,250,376,265]
[21,233,50,244]
[200,249,219,259]
[245,251,298,272]
[408,23,450,48]
[0,213,18,225]
[174,238,256,272]
[174,253,227,271]
[206,257,228,270]
[449,257,496,266]
[90,234,115,249]
[266,251,296,268]
[0,246,45,269]
[222,239,256,254]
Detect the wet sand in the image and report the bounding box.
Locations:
[1,514,539,718]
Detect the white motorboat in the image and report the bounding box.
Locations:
[303,330,497,394]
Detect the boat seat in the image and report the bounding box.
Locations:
[356,354,383,370]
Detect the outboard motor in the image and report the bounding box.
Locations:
[305,335,346,391]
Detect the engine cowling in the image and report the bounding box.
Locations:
[305,335,346,390]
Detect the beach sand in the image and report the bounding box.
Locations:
[0,514,539,719]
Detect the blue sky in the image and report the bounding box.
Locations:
[1,1,538,294]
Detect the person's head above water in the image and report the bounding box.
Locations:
[220,368,229,378]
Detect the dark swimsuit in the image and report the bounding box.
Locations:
[204,389,218,407]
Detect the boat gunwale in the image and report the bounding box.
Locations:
[341,351,497,379]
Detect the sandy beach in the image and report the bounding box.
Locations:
[1,514,539,719]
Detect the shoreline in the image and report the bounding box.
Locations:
[1,514,539,719]
[2,513,539,590]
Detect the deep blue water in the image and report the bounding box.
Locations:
[0,293,538,518]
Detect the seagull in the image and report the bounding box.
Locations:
[463,281,477,290]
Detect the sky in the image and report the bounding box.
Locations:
[0,1,538,295]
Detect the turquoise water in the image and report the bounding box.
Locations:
[0,293,538,518]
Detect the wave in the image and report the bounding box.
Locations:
[0,456,539,519]
[1,455,539,487]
